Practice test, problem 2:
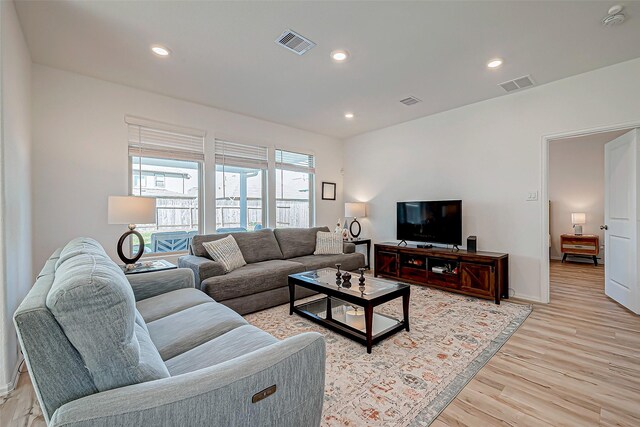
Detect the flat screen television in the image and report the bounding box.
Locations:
[397,200,462,245]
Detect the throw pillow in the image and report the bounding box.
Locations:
[314,231,344,255]
[202,235,247,273]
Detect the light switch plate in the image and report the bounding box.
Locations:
[526,191,538,201]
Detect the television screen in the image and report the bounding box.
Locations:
[397,200,462,245]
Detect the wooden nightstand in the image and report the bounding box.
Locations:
[560,234,599,266]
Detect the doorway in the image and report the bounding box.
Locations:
[541,124,640,314]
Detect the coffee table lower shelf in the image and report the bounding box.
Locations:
[292,297,406,353]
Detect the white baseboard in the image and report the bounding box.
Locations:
[0,356,23,396]
[510,293,544,303]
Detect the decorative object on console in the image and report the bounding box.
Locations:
[467,235,477,252]
[571,212,586,235]
[358,268,366,285]
[108,196,156,267]
[345,202,366,239]
[342,272,352,287]
[335,263,342,280]
[322,182,337,200]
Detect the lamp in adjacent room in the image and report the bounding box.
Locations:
[108,196,156,267]
[571,212,586,236]
[345,202,366,239]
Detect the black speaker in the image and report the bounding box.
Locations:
[467,236,477,252]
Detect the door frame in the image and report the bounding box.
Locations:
[540,120,640,304]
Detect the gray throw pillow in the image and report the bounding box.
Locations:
[314,231,344,255]
[202,235,247,273]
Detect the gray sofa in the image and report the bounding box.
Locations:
[179,227,365,314]
[14,238,325,427]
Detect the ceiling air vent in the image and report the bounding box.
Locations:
[275,29,315,55]
[400,96,422,106]
[499,75,535,93]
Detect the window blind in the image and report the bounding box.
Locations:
[126,116,205,162]
[215,139,269,169]
[275,149,315,173]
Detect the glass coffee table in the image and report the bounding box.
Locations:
[288,268,410,353]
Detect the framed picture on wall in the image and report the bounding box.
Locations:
[321,182,336,200]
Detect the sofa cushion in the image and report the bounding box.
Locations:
[136,288,213,323]
[46,249,168,392]
[202,235,246,273]
[288,253,365,273]
[201,259,306,302]
[191,229,284,264]
[165,325,278,376]
[147,302,248,360]
[274,226,330,259]
[314,231,344,255]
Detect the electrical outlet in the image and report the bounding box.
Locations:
[526,191,538,201]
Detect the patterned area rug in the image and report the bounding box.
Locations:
[245,285,531,426]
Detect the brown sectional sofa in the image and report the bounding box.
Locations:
[178,227,365,314]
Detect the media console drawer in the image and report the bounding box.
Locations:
[374,243,508,304]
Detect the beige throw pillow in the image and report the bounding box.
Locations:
[314,231,344,255]
[202,235,247,273]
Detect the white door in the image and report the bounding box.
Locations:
[604,129,639,314]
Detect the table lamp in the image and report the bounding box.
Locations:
[108,196,156,266]
[345,202,366,239]
[571,212,586,236]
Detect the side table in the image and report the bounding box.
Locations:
[122,259,177,275]
[347,238,372,269]
[560,234,599,266]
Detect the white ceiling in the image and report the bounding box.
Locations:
[15,1,640,139]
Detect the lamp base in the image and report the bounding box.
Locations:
[349,218,362,239]
[117,228,145,265]
[573,225,583,236]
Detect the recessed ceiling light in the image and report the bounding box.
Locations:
[151,45,171,57]
[331,50,349,62]
[487,58,503,69]
[344,112,354,119]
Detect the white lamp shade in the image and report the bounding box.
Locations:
[571,212,586,225]
[345,202,366,218]
[108,196,156,225]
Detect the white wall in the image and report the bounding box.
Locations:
[343,58,640,302]
[0,0,32,392]
[548,132,626,261]
[31,65,344,272]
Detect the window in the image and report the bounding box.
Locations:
[154,173,166,188]
[215,140,268,232]
[275,149,315,228]
[127,116,205,254]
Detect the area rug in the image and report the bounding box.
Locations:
[245,285,531,426]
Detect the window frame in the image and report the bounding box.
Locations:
[214,163,268,232]
[274,148,316,228]
[128,155,204,257]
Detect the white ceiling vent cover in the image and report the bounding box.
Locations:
[400,96,422,106]
[499,75,535,92]
[276,29,316,55]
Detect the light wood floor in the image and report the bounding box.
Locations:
[1,261,638,426]
[435,261,640,427]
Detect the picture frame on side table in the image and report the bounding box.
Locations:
[322,182,336,200]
